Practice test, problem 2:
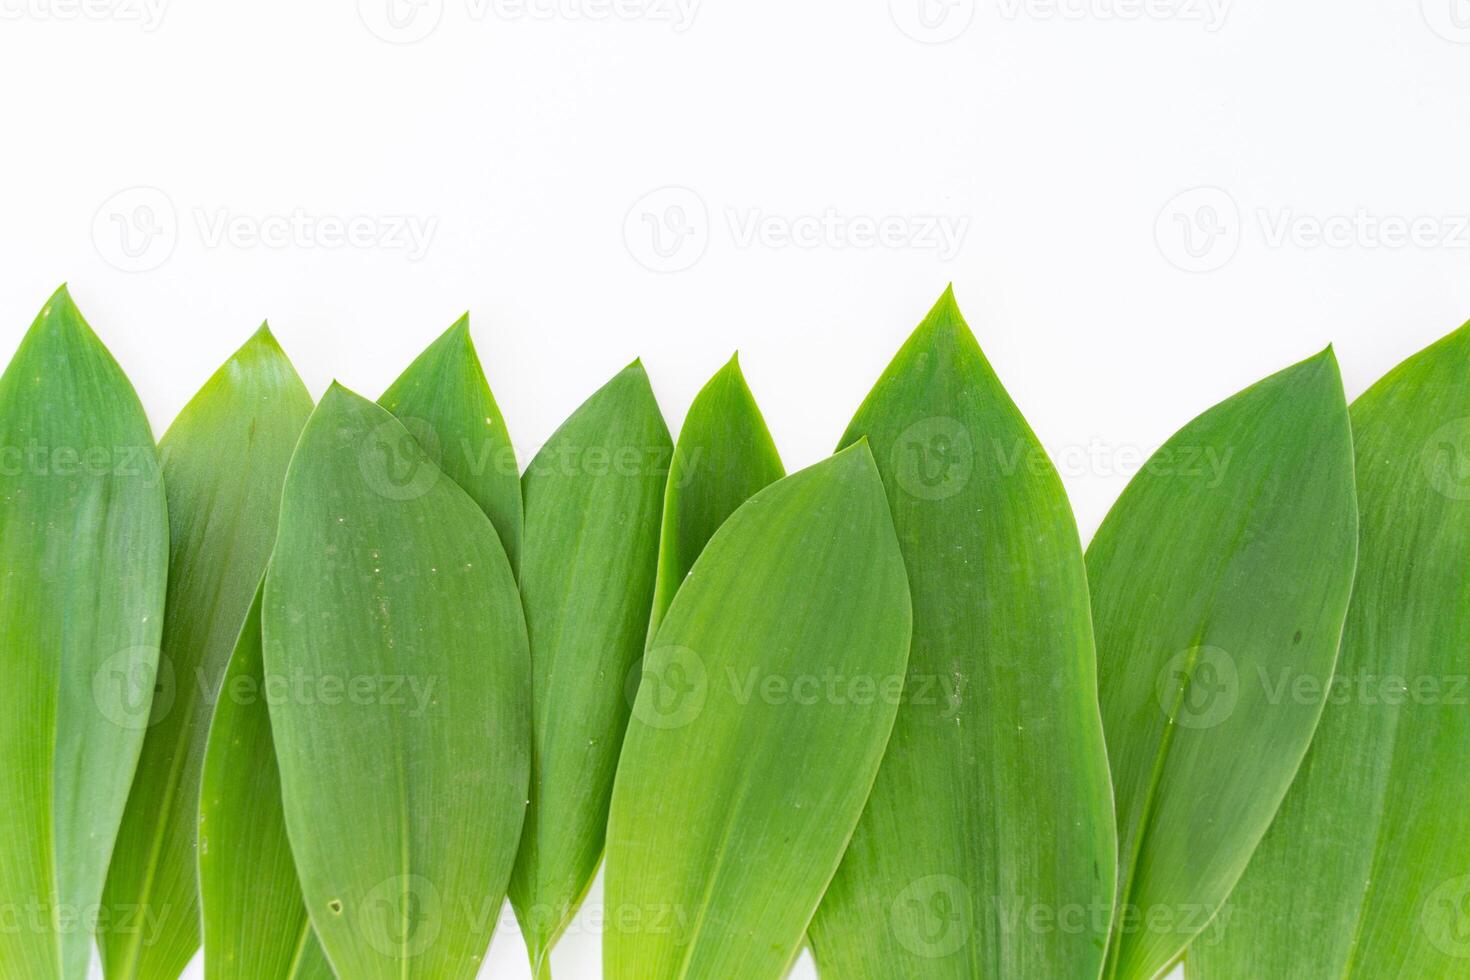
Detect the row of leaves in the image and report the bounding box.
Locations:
[0,283,1463,979]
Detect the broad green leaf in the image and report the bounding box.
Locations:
[0,286,169,979]
[1088,350,1358,980]
[198,590,332,980]
[262,384,531,978]
[378,315,521,572]
[604,443,913,980]
[100,324,312,980]
[1189,322,1470,979]
[645,353,784,642]
[507,361,670,978]
[808,287,1116,977]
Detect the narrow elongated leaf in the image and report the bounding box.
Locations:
[1189,322,1470,979]
[604,443,913,980]
[808,287,1116,977]
[378,315,521,572]
[100,325,312,979]
[263,384,531,978]
[507,362,670,977]
[645,353,784,641]
[0,286,169,979]
[1087,350,1358,980]
[198,591,332,980]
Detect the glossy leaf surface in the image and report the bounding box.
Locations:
[604,443,912,980]
[808,287,1116,978]
[262,384,530,979]
[1190,323,1470,979]
[645,353,784,641]
[0,287,169,979]
[101,325,312,979]
[1088,350,1358,980]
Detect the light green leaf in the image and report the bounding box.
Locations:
[100,324,312,980]
[262,384,531,978]
[645,353,784,643]
[0,286,169,979]
[378,315,521,572]
[808,287,1116,977]
[604,443,913,980]
[1088,350,1358,980]
[198,590,332,980]
[507,361,670,977]
[1188,322,1470,979]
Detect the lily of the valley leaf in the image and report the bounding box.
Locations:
[1088,350,1358,980]
[1189,322,1470,979]
[0,287,169,979]
[604,443,912,979]
[809,287,1117,978]
[102,324,312,980]
[263,384,531,979]
[508,361,670,978]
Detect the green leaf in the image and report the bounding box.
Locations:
[507,361,670,977]
[377,314,521,573]
[262,384,531,978]
[1188,322,1470,979]
[0,286,169,979]
[604,443,913,980]
[1087,350,1358,980]
[198,590,333,980]
[100,324,313,979]
[645,353,784,643]
[808,287,1117,977]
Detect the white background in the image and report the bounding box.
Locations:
[3,0,1468,976]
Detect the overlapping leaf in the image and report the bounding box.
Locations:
[378,315,521,571]
[101,325,312,979]
[645,353,784,641]
[1189,322,1470,979]
[808,287,1116,978]
[507,362,670,978]
[198,591,332,979]
[604,443,912,980]
[262,385,531,978]
[1088,350,1358,980]
[0,287,169,979]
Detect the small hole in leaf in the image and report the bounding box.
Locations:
[328,900,343,915]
